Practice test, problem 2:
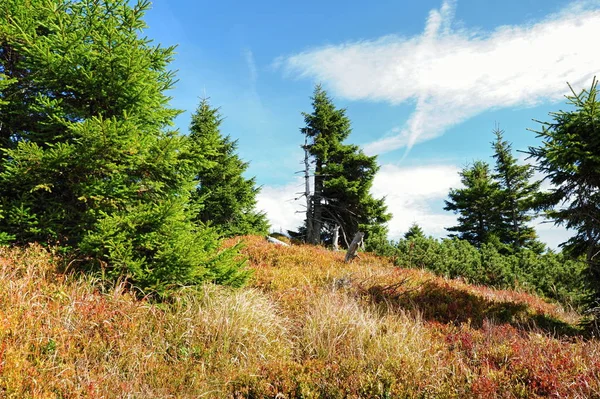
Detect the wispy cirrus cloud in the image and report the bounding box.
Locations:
[276,0,600,155]
[243,48,258,87]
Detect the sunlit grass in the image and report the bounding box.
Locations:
[1,238,599,398]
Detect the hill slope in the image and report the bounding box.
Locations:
[1,236,599,398]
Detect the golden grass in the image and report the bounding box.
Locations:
[0,244,291,397]
[0,238,599,398]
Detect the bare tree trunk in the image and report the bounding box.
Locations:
[332,224,340,251]
[323,207,350,248]
[303,137,314,243]
[345,232,365,262]
[266,236,290,247]
[310,159,324,244]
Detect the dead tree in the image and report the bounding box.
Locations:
[302,136,314,243]
[345,232,365,262]
[332,224,340,251]
[266,236,290,247]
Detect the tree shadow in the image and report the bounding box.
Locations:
[363,280,581,337]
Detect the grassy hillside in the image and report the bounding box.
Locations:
[1,237,599,398]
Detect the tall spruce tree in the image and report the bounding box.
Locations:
[0,0,248,294]
[526,78,600,307]
[188,99,269,237]
[444,161,501,247]
[491,127,543,252]
[301,85,349,244]
[301,85,390,247]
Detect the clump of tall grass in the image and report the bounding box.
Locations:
[164,285,292,368]
[299,290,432,362]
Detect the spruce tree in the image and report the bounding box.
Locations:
[444,161,502,247]
[188,98,269,237]
[323,142,390,246]
[0,0,248,294]
[526,78,600,307]
[301,85,390,247]
[301,85,350,244]
[404,223,426,240]
[491,127,543,252]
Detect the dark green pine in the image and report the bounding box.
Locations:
[188,98,269,237]
[526,78,600,308]
[0,0,248,294]
[301,85,390,247]
[404,223,426,240]
[444,161,502,247]
[491,127,543,253]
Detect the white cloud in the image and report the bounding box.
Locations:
[258,164,461,239]
[256,179,306,234]
[258,163,572,248]
[277,0,600,155]
[372,163,461,238]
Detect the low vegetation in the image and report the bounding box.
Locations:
[367,234,589,308]
[2,236,599,398]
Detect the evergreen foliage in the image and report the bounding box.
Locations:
[492,128,543,252]
[300,85,390,247]
[444,161,501,247]
[527,78,600,307]
[371,235,588,306]
[445,129,543,253]
[404,223,426,240]
[188,99,269,237]
[0,0,248,294]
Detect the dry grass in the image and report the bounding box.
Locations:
[0,244,291,398]
[0,237,599,398]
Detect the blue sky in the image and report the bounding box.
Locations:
[143,0,600,248]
